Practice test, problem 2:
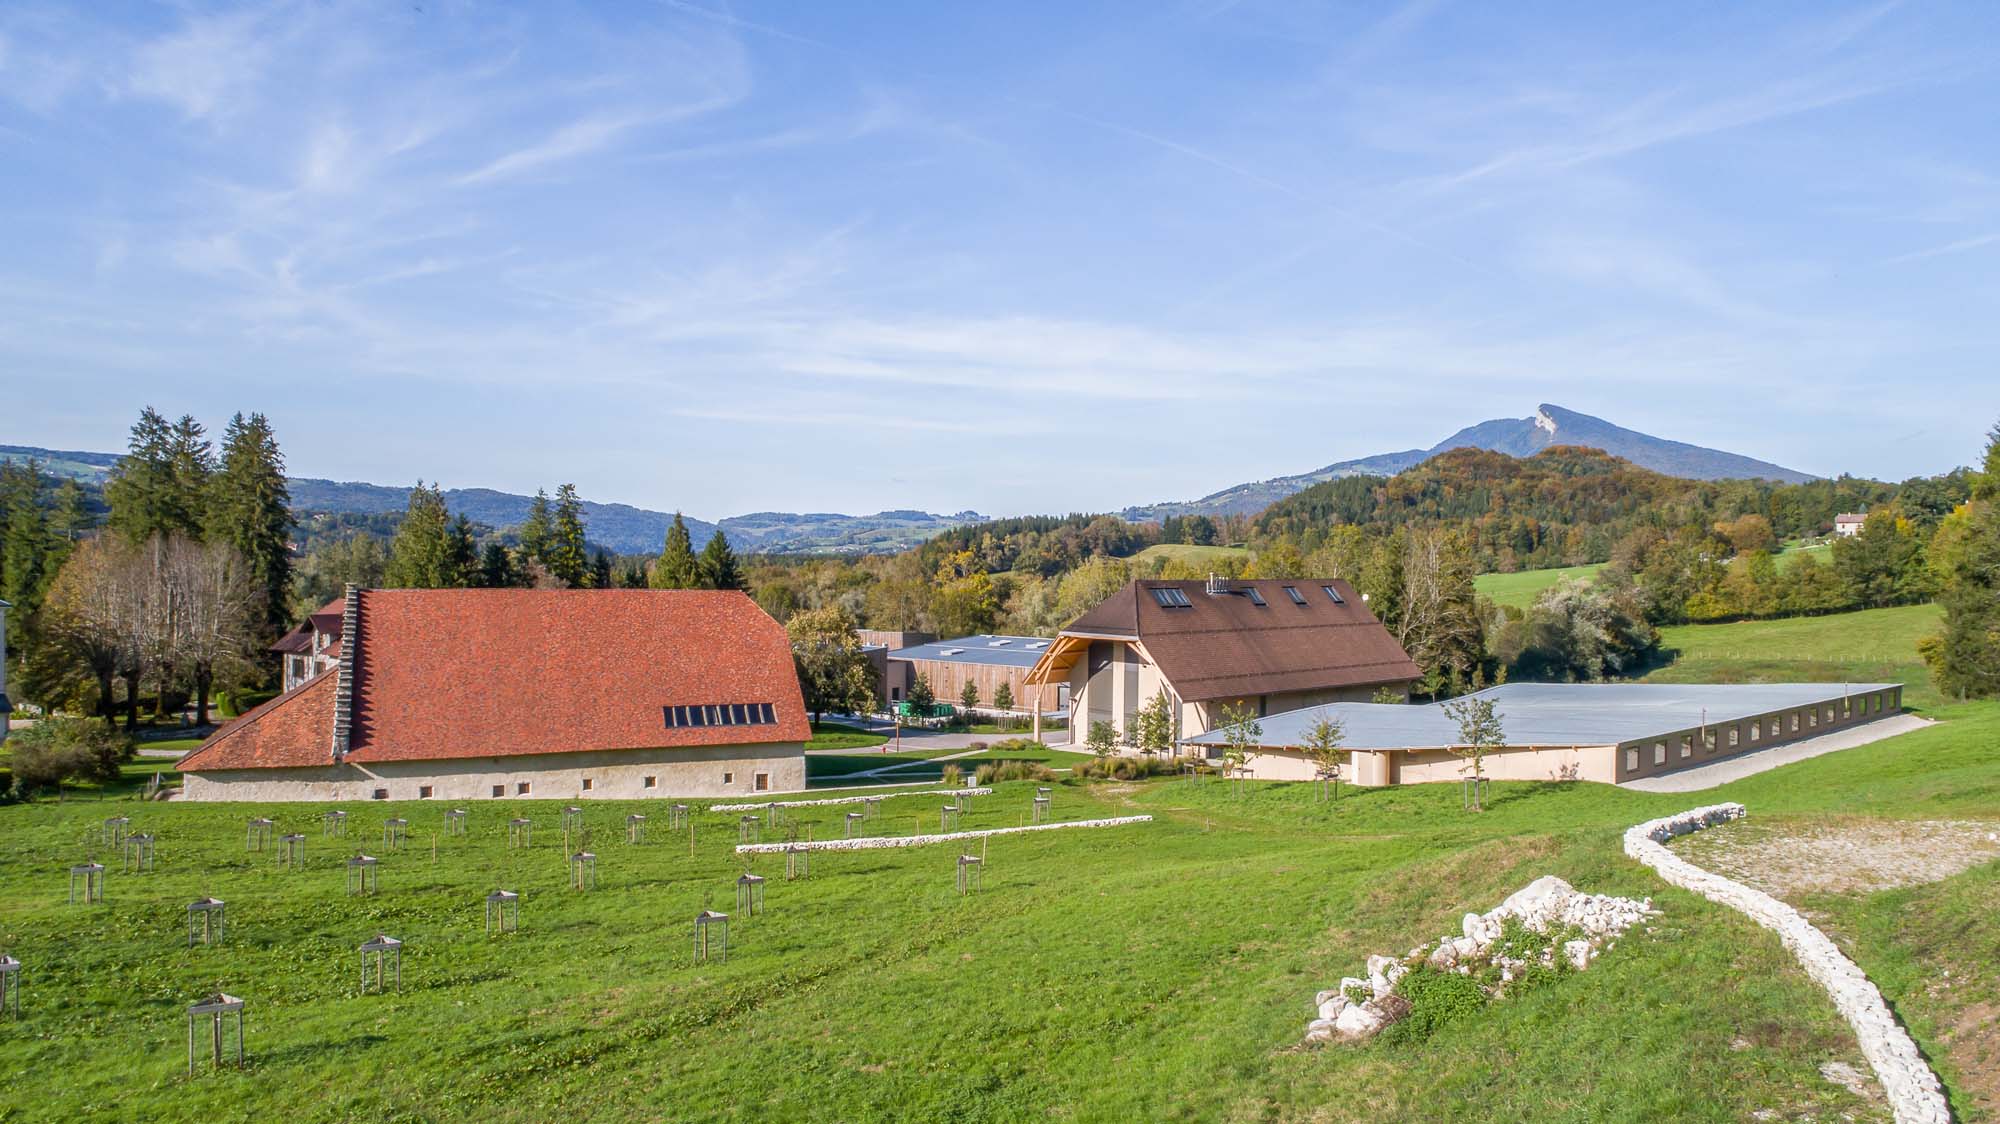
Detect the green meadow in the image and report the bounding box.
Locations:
[0,602,1992,1122]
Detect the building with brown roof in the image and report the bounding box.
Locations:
[271,601,345,692]
[180,586,810,802]
[1022,577,1421,745]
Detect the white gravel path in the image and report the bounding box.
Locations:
[1622,714,1933,792]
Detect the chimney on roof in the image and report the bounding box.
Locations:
[330,584,360,763]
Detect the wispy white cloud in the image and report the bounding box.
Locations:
[454,114,653,186]
[1881,231,2000,265]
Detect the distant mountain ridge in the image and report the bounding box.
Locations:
[1124,403,1814,519]
[0,445,983,556]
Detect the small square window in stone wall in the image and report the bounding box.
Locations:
[643,776,657,789]
[582,778,593,791]
[419,786,434,799]
[491,785,504,798]
[517,782,531,796]
[373,789,389,801]
[723,772,735,785]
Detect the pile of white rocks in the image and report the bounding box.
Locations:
[1305,875,1657,1045]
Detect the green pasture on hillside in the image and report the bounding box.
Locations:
[0,602,1989,1122]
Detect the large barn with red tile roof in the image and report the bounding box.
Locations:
[179,586,810,802]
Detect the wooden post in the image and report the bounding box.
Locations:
[1032,682,1043,741]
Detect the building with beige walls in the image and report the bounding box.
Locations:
[1184,681,1906,786]
[179,586,809,802]
[1022,577,1422,745]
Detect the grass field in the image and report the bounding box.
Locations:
[1473,543,1832,611]
[1125,542,1252,569]
[1648,602,1943,708]
[1,603,1988,1122]
[804,722,889,751]
[1473,562,1606,609]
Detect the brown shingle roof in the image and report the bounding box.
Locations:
[183,589,808,772]
[1056,578,1419,702]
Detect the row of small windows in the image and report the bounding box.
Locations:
[1151,584,1345,609]
[662,702,778,729]
[1623,692,1894,772]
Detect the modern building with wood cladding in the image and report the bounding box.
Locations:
[178,587,810,801]
[1184,681,1906,786]
[1022,577,1422,743]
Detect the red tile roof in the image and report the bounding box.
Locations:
[182,589,808,772]
[178,673,339,770]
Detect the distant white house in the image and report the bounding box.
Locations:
[1834,512,1868,538]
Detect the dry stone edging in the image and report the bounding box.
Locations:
[735,815,1151,854]
[1624,803,1950,1124]
[712,787,992,813]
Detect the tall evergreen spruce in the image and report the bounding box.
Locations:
[1927,421,2000,698]
[0,461,48,611]
[208,412,293,633]
[517,489,554,572]
[590,551,614,590]
[166,414,214,531]
[478,542,515,588]
[446,515,480,587]
[546,484,589,587]
[104,407,185,540]
[699,530,745,591]
[650,512,700,589]
[384,482,459,588]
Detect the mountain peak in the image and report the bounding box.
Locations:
[1124,402,1814,520]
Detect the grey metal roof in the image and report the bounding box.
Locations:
[889,634,1054,669]
[1185,681,1903,751]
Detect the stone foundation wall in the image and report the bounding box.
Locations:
[182,742,806,802]
[1624,803,1949,1124]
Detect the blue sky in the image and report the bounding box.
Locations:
[2,2,1997,519]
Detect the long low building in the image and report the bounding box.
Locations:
[884,634,1058,711]
[178,586,810,801]
[1183,681,1906,786]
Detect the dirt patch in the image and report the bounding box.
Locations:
[1673,817,2000,896]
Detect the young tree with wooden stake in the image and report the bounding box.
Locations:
[1441,694,1505,812]
[1300,714,1347,803]
[1131,688,1175,763]
[1085,719,1117,775]
[1216,701,1262,796]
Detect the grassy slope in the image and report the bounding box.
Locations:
[1648,602,1943,708]
[1473,562,1606,609]
[1125,543,1252,569]
[804,723,890,751]
[0,602,1985,1123]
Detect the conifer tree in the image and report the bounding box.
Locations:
[385,482,456,588]
[649,513,700,589]
[699,529,745,591]
[445,514,480,587]
[545,484,589,587]
[166,414,214,531]
[518,489,553,569]
[0,461,48,611]
[104,407,182,541]
[478,542,515,588]
[590,551,614,590]
[207,412,293,633]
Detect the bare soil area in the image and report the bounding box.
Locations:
[1673,817,2000,897]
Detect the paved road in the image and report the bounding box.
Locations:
[1622,713,1934,793]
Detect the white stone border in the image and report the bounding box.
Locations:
[711,787,991,813]
[735,815,1151,853]
[1625,804,1949,1124]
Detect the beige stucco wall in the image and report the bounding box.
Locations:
[182,742,805,803]
[1062,638,1407,750]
